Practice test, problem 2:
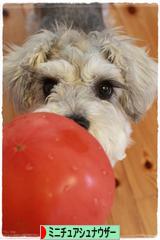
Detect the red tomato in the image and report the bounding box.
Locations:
[3,112,115,236]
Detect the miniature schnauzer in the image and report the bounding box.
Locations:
[4,4,157,166]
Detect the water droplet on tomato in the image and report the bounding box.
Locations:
[55,137,60,142]
[63,185,70,192]
[85,175,94,187]
[71,165,78,171]
[25,163,33,171]
[101,170,107,175]
[48,192,53,198]
[48,153,54,159]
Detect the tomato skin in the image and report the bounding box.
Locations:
[3,112,115,236]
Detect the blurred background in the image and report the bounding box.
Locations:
[3,3,157,237]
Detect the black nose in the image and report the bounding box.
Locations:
[68,114,90,130]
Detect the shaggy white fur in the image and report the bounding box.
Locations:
[4,26,157,166]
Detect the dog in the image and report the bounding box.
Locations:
[4,3,157,166]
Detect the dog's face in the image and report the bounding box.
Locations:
[4,27,157,166]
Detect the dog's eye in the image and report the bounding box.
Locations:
[95,80,114,100]
[43,77,58,97]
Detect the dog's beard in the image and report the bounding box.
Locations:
[35,84,132,167]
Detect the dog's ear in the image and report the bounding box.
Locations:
[119,44,157,121]
[4,30,57,112]
[100,31,157,121]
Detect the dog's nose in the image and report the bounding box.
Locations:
[68,114,90,130]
